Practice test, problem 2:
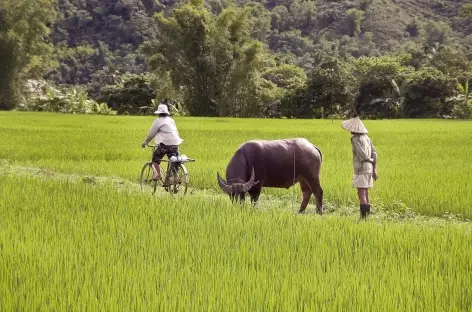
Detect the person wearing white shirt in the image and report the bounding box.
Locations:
[142,101,184,181]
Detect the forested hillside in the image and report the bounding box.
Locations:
[46,0,472,85]
[1,0,472,118]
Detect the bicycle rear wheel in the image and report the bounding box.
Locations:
[167,163,188,197]
[140,162,158,194]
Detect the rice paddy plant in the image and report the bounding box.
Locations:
[0,174,471,311]
[1,112,471,217]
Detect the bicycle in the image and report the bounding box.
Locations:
[140,144,195,197]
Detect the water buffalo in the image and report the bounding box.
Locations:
[216,138,324,214]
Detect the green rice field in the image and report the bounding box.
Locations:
[0,112,471,310]
[1,112,471,217]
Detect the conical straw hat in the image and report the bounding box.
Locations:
[341,117,368,134]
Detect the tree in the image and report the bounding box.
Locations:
[262,64,307,89]
[270,5,291,32]
[0,0,57,109]
[352,54,412,118]
[460,4,472,19]
[429,44,471,77]
[48,0,157,86]
[402,67,457,118]
[279,88,314,118]
[450,79,472,119]
[100,73,156,115]
[406,16,421,37]
[280,58,353,118]
[289,0,316,34]
[142,0,284,117]
[359,0,373,11]
[268,30,315,58]
[343,8,364,37]
[47,44,98,85]
[142,0,218,116]
[246,2,271,42]
[424,21,451,47]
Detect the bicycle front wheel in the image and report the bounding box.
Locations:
[140,162,157,194]
[169,163,189,197]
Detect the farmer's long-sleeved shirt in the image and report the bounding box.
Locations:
[351,134,377,174]
[143,116,183,146]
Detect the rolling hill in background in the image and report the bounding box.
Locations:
[48,0,472,86]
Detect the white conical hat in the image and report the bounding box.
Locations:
[154,104,169,115]
[341,117,368,134]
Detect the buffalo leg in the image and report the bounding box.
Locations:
[249,192,260,206]
[239,193,246,204]
[308,177,324,215]
[249,188,261,207]
[230,194,244,204]
[299,180,312,213]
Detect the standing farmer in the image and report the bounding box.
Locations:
[341,117,378,219]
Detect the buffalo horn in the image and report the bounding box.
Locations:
[217,172,233,194]
[242,167,259,192]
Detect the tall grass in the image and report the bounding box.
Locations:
[1,112,472,217]
[0,174,471,311]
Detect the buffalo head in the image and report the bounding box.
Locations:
[216,167,259,199]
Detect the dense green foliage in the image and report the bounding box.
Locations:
[143,2,277,116]
[461,3,472,18]
[17,85,113,115]
[1,0,472,117]
[98,73,157,115]
[0,0,57,110]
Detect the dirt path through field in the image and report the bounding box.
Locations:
[0,159,468,225]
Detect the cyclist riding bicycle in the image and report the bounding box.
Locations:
[141,100,183,182]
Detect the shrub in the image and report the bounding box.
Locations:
[18,81,113,115]
[403,67,457,118]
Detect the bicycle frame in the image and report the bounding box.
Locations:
[143,144,195,186]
